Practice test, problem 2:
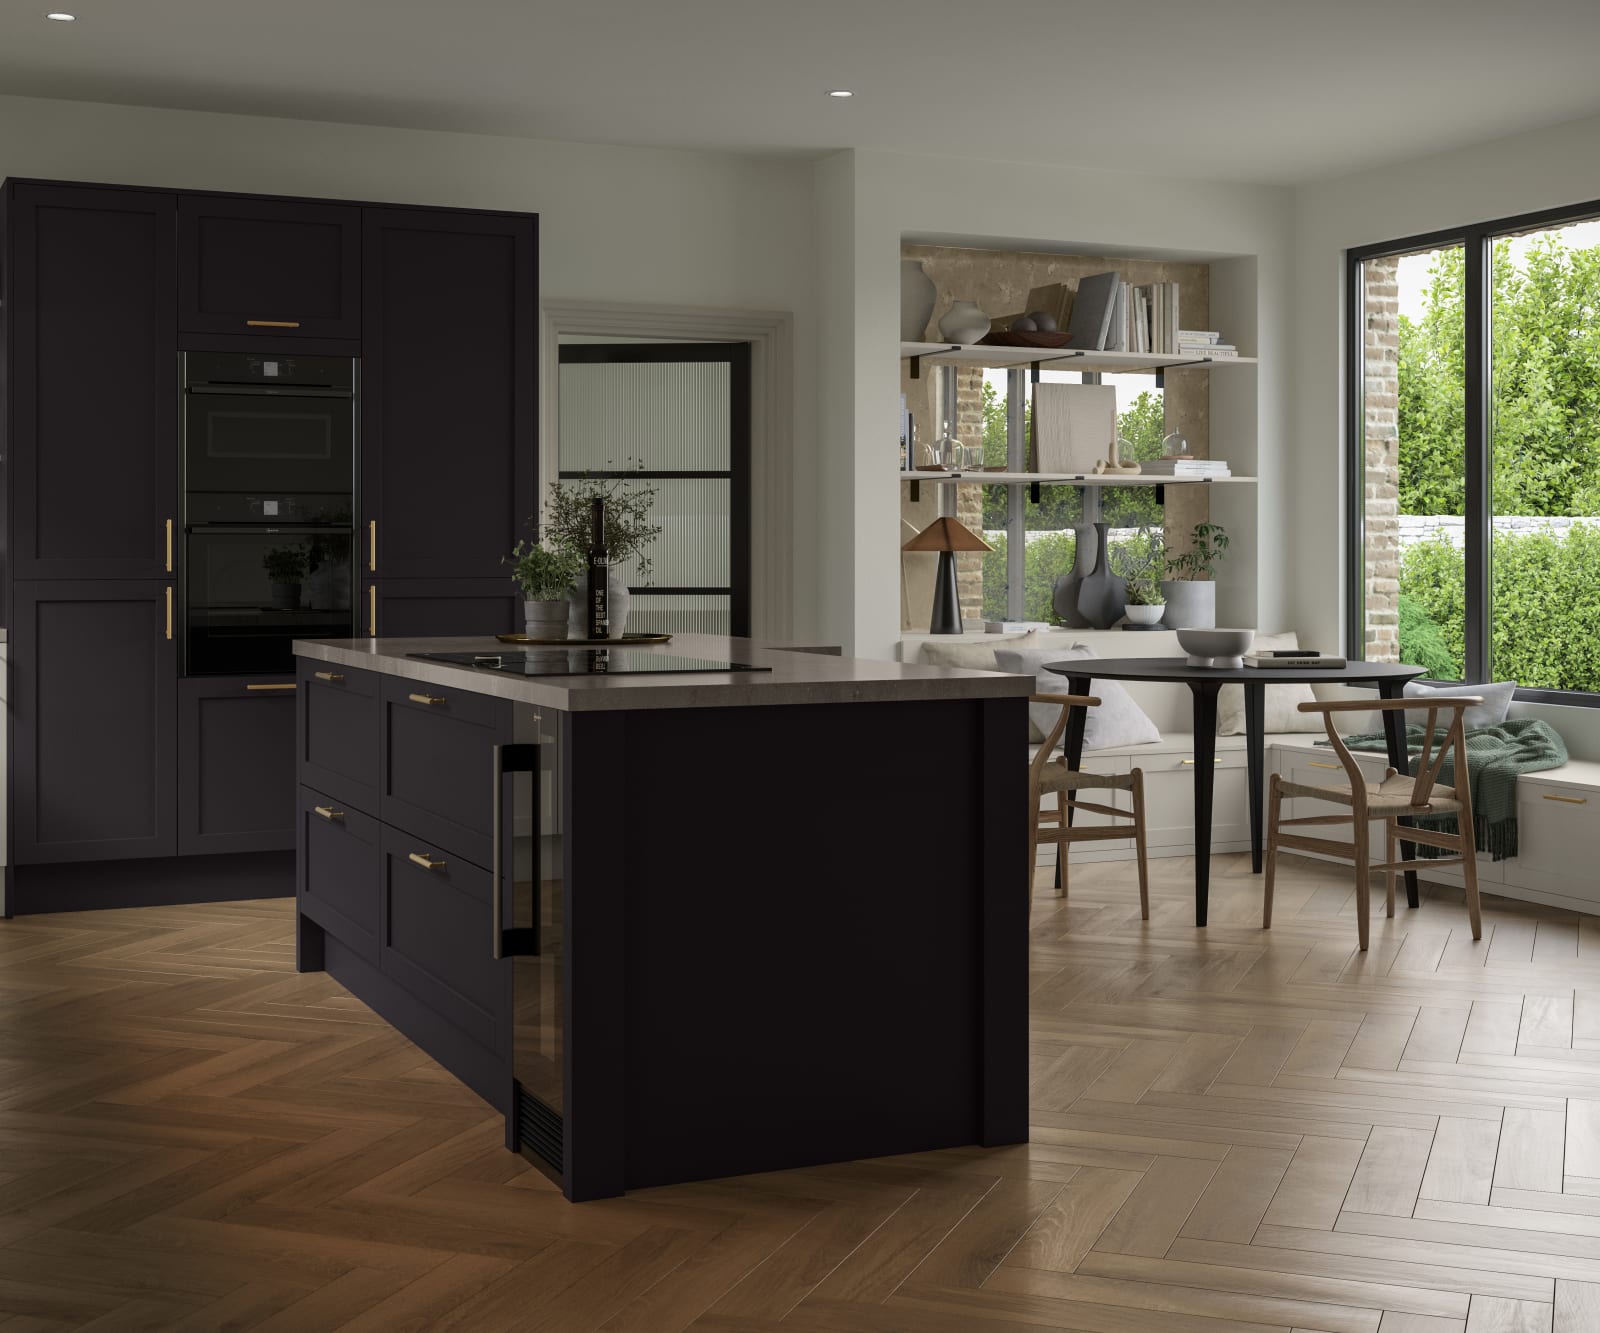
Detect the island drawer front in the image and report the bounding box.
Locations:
[297,786,381,965]
[298,662,381,816]
[378,826,507,1054]
[379,677,511,870]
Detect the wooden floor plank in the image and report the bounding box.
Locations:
[1553,1280,1600,1333]
[1179,1146,1295,1243]
[1420,1118,1501,1206]
[1565,1100,1600,1180]
[1262,1137,1368,1230]
[1001,1167,1141,1274]
[1464,1295,1553,1332]
[1090,1156,1220,1259]
[1345,1128,1437,1218]
[1493,1109,1566,1192]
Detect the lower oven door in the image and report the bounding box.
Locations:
[184,527,357,675]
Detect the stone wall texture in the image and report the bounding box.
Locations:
[1362,255,1401,662]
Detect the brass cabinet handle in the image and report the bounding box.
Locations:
[408,852,447,870]
[313,806,344,821]
[164,586,173,640]
[313,670,345,683]
[1181,758,1224,765]
[368,520,377,573]
[1309,760,1341,770]
[408,693,446,706]
[1542,793,1588,805]
[246,682,297,691]
[246,319,301,328]
[164,518,173,573]
[368,585,377,637]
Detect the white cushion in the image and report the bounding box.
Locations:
[1404,679,1516,730]
[1217,632,1323,735]
[917,632,1034,672]
[995,645,1161,752]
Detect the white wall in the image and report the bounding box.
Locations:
[0,93,820,637]
[815,148,1295,659]
[1291,107,1600,759]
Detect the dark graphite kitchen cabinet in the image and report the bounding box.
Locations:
[177,676,299,856]
[11,582,178,864]
[178,194,361,339]
[361,207,537,608]
[6,183,178,583]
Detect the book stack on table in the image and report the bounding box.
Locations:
[1244,650,1348,669]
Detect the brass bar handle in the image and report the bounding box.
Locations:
[408,693,446,706]
[368,585,377,637]
[164,586,173,641]
[1308,760,1341,770]
[164,518,173,573]
[408,852,447,871]
[1181,758,1224,765]
[246,682,298,691]
[246,319,301,328]
[313,670,345,683]
[368,520,377,573]
[313,806,344,822]
[1542,793,1588,805]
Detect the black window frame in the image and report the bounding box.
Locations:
[1346,195,1600,709]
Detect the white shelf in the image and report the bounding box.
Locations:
[901,340,1257,374]
[901,470,1256,487]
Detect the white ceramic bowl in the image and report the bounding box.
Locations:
[1175,627,1255,668]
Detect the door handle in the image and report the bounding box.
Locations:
[246,319,301,328]
[368,585,377,637]
[368,520,377,573]
[1542,793,1587,805]
[164,586,173,640]
[313,671,345,683]
[408,693,446,706]
[1181,758,1223,765]
[164,518,173,573]
[1308,760,1341,770]
[408,852,447,871]
[493,742,541,961]
[313,806,344,822]
[246,682,297,691]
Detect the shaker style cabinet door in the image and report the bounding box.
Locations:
[178,194,360,338]
[7,183,177,581]
[361,207,537,584]
[11,582,178,864]
[177,676,299,855]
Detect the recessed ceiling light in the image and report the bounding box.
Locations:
[45,11,77,18]
[827,89,854,99]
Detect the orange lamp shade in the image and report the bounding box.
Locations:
[901,516,993,554]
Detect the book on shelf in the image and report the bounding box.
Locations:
[1139,458,1231,476]
[1244,651,1348,669]
[1176,329,1220,343]
[1178,345,1239,359]
[1067,272,1121,352]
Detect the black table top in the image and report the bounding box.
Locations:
[1043,657,1427,686]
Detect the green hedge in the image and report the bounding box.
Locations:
[1400,525,1600,692]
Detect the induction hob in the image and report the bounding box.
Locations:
[409,649,772,677]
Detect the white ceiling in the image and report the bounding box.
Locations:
[4,0,1599,185]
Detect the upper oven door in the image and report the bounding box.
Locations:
[183,354,356,526]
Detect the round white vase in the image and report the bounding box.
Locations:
[938,299,990,345]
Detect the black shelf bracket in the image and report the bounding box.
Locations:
[908,479,921,502]
[1029,481,1041,505]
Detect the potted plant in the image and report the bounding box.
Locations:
[541,466,662,638]
[506,538,582,638]
[1161,521,1230,629]
[1115,527,1167,625]
[261,543,308,611]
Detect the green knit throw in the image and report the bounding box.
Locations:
[1321,718,1568,862]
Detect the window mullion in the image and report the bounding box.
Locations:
[1463,228,1491,683]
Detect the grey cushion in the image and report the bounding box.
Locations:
[1404,679,1516,730]
[994,644,1161,751]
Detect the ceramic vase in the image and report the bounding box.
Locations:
[1159,578,1216,630]
[1076,521,1127,629]
[938,298,990,345]
[1050,524,1098,628]
[900,260,937,341]
[566,569,633,639]
[1124,603,1165,626]
[523,599,568,639]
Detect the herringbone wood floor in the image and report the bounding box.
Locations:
[2,856,1599,1331]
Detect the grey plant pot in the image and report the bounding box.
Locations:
[523,599,569,638]
[1159,579,1216,629]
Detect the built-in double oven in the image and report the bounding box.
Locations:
[181,351,359,675]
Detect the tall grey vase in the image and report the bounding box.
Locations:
[1076,521,1127,629]
[900,260,937,341]
[1051,523,1098,628]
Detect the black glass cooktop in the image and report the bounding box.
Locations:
[410,649,772,678]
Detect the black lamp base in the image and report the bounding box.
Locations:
[929,550,962,634]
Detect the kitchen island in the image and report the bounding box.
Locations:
[292,633,1030,1201]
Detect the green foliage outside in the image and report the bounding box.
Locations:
[1397,593,1459,681]
[981,529,1167,624]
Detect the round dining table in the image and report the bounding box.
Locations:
[1043,657,1427,926]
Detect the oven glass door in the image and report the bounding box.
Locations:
[184,389,355,525]
[185,528,356,675]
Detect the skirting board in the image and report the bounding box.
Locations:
[9,850,294,915]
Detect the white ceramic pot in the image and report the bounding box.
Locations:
[1124,603,1165,625]
[523,599,568,638]
[900,260,937,341]
[566,569,633,639]
[1159,578,1216,630]
[938,299,990,345]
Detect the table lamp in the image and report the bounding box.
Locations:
[903,516,993,635]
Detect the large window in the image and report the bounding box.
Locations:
[1351,203,1600,701]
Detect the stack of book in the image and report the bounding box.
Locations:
[1175,330,1240,359]
[1139,457,1231,478]
[1243,649,1348,669]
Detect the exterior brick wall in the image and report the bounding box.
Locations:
[955,367,987,619]
[1363,256,1401,662]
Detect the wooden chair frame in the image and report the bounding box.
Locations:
[1028,693,1150,919]
[1264,696,1483,951]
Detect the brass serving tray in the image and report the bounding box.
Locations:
[494,632,673,646]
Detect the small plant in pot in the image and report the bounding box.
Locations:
[1115,527,1167,626]
[506,538,582,638]
[1161,521,1229,629]
[541,465,662,638]
[261,543,308,611]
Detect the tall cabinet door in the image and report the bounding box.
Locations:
[8,184,177,581]
[12,582,178,864]
[362,208,537,586]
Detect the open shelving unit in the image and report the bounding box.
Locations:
[901,340,1258,379]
